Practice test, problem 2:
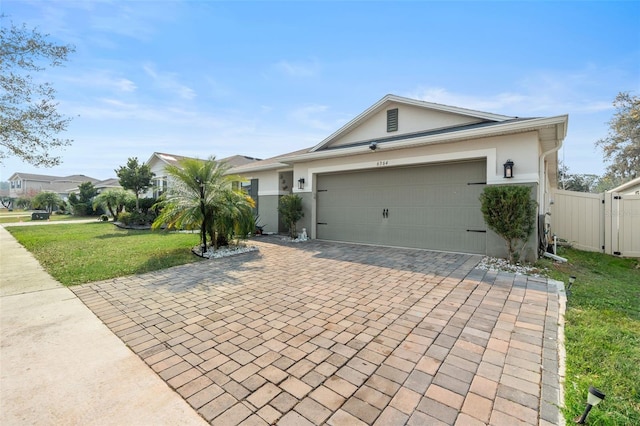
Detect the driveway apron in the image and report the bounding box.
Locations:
[71,237,564,425]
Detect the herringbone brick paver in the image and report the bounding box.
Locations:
[72,237,563,425]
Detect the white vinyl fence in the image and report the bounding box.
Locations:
[551,189,640,257]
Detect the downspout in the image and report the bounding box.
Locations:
[539,143,562,215]
[538,128,565,258]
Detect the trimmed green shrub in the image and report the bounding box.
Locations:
[117,211,132,225]
[118,210,155,226]
[480,185,537,264]
[278,194,304,239]
[71,202,92,216]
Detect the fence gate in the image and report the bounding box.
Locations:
[551,189,640,257]
[606,192,640,257]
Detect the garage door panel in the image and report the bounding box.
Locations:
[317,160,486,254]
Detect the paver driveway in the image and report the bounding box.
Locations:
[72,237,563,425]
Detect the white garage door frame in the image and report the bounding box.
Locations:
[315,159,487,254]
[307,149,497,241]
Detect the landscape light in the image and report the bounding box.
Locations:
[575,386,605,424]
[567,275,576,295]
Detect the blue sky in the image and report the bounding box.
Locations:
[1,0,638,180]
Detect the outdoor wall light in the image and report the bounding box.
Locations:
[503,159,514,178]
[575,386,606,424]
[298,178,305,190]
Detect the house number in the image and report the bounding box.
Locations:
[376,160,389,167]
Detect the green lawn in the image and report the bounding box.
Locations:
[6,222,201,285]
[538,248,640,425]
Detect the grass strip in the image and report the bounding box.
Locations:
[538,248,640,425]
[6,222,201,286]
[0,213,88,223]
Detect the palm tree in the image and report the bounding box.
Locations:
[152,156,255,254]
[32,191,63,213]
[92,189,132,221]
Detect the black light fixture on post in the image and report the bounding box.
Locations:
[575,386,606,424]
[503,159,514,178]
[298,178,305,190]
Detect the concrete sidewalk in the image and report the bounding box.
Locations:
[0,225,206,425]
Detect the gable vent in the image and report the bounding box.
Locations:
[387,108,398,132]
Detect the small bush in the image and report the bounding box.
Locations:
[118,211,132,225]
[118,210,155,226]
[100,214,109,222]
[480,185,537,263]
[125,197,157,213]
[72,202,92,216]
[278,194,304,238]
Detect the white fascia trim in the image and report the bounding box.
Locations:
[488,173,540,185]
[229,162,290,174]
[386,95,515,122]
[304,148,541,191]
[310,94,515,152]
[608,176,640,193]
[288,115,568,164]
[307,149,486,188]
[144,152,159,166]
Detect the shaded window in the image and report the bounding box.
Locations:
[387,108,398,132]
[241,178,259,213]
[153,177,167,198]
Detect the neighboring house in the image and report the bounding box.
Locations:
[66,178,123,196]
[93,178,123,194]
[230,94,568,261]
[7,172,100,201]
[609,176,640,195]
[145,152,261,198]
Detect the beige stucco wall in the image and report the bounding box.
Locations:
[239,169,294,234]
[241,169,293,196]
[331,102,484,148]
[293,131,540,196]
[290,131,543,255]
[238,130,546,257]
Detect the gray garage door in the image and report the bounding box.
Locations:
[316,160,487,254]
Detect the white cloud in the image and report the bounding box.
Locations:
[408,88,527,114]
[143,64,197,100]
[62,70,136,93]
[115,78,136,92]
[407,65,625,118]
[275,59,320,77]
[408,85,614,117]
[289,104,336,130]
